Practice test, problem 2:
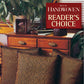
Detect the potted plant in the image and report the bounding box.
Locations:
[0,0,52,32]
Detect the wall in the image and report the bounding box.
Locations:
[59,0,84,25]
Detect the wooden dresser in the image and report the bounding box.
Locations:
[0,33,75,57]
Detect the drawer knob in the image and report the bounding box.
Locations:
[18,41,26,45]
[48,42,57,47]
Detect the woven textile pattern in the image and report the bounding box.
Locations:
[59,56,83,84]
[15,53,59,84]
[52,49,83,84]
[1,47,18,84]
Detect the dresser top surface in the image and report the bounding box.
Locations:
[0,32,75,39]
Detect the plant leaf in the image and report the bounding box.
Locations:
[22,0,30,2]
[16,0,21,5]
[9,0,17,8]
[3,1,8,15]
[9,13,13,23]
[42,0,47,7]
[1,17,6,23]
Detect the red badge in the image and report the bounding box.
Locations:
[46,3,81,29]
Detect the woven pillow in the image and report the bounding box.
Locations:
[1,46,39,84]
[1,46,18,84]
[59,56,83,84]
[15,52,60,84]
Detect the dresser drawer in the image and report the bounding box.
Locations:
[38,39,69,50]
[8,37,36,47]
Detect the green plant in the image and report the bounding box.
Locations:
[0,0,52,23]
[0,0,8,22]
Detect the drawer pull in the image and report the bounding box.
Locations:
[48,42,57,47]
[18,41,26,45]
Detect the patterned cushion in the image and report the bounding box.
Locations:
[52,49,83,84]
[59,56,83,84]
[1,46,39,84]
[1,46,18,84]
[15,52,60,84]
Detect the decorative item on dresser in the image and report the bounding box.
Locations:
[16,19,27,34]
